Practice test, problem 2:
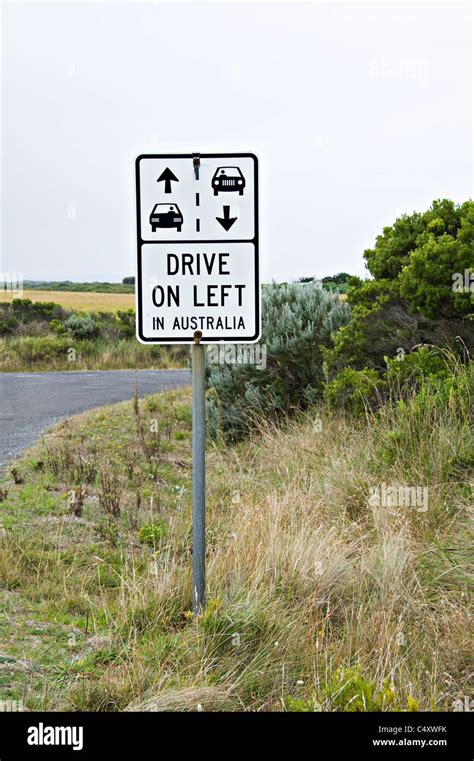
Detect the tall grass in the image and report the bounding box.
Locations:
[0,364,471,711]
[0,336,186,371]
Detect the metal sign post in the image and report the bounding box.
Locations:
[135,152,259,616]
[191,331,206,614]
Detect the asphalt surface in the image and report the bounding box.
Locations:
[0,369,191,469]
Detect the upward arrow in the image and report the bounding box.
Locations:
[216,205,237,231]
[157,167,179,194]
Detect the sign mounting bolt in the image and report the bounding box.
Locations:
[192,153,201,180]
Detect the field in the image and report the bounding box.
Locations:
[0,369,471,712]
[0,290,135,312]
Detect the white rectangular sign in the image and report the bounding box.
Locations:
[135,153,259,344]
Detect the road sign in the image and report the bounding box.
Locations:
[135,153,259,344]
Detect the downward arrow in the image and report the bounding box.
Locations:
[216,205,237,231]
[157,167,179,194]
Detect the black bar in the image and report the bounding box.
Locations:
[0,711,471,759]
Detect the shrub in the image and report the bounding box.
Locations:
[139,520,167,546]
[324,367,383,415]
[116,309,135,338]
[320,668,419,712]
[372,362,473,479]
[324,199,473,412]
[208,282,350,440]
[0,318,16,336]
[64,314,100,339]
[385,345,450,383]
[49,319,66,334]
[0,299,68,336]
[7,336,73,362]
[326,345,471,418]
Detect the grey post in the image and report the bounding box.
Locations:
[192,330,206,614]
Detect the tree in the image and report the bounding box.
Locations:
[324,199,474,406]
[398,201,473,318]
[322,272,352,284]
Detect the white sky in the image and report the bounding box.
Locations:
[1,1,472,283]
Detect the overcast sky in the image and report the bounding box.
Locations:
[1,1,472,283]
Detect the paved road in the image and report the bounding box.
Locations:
[0,369,191,469]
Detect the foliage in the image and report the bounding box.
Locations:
[139,521,167,547]
[22,280,135,293]
[283,669,420,711]
[0,298,67,329]
[398,202,474,318]
[208,282,351,440]
[362,198,473,319]
[384,345,453,386]
[364,199,466,278]
[115,309,136,338]
[0,336,182,372]
[325,199,474,409]
[0,299,187,371]
[296,273,353,293]
[3,336,74,361]
[319,668,419,712]
[326,345,472,423]
[64,314,100,340]
[324,367,383,415]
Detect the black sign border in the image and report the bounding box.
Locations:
[135,153,260,344]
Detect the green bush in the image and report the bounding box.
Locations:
[369,357,472,482]
[208,282,350,440]
[7,336,73,362]
[116,309,135,338]
[325,345,472,418]
[324,367,383,415]
[320,667,419,712]
[283,668,420,712]
[64,314,100,339]
[385,345,451,386]
[0,299,67,332]
[324,199,473,412]
[0,318,16,336]
[139,520,167,547]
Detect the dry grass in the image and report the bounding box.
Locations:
[0,337,185,372]
[0,371,471,712]
[0,290,134,312]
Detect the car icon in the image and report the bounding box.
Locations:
[212,166,245,195]
[150,203,183,232]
